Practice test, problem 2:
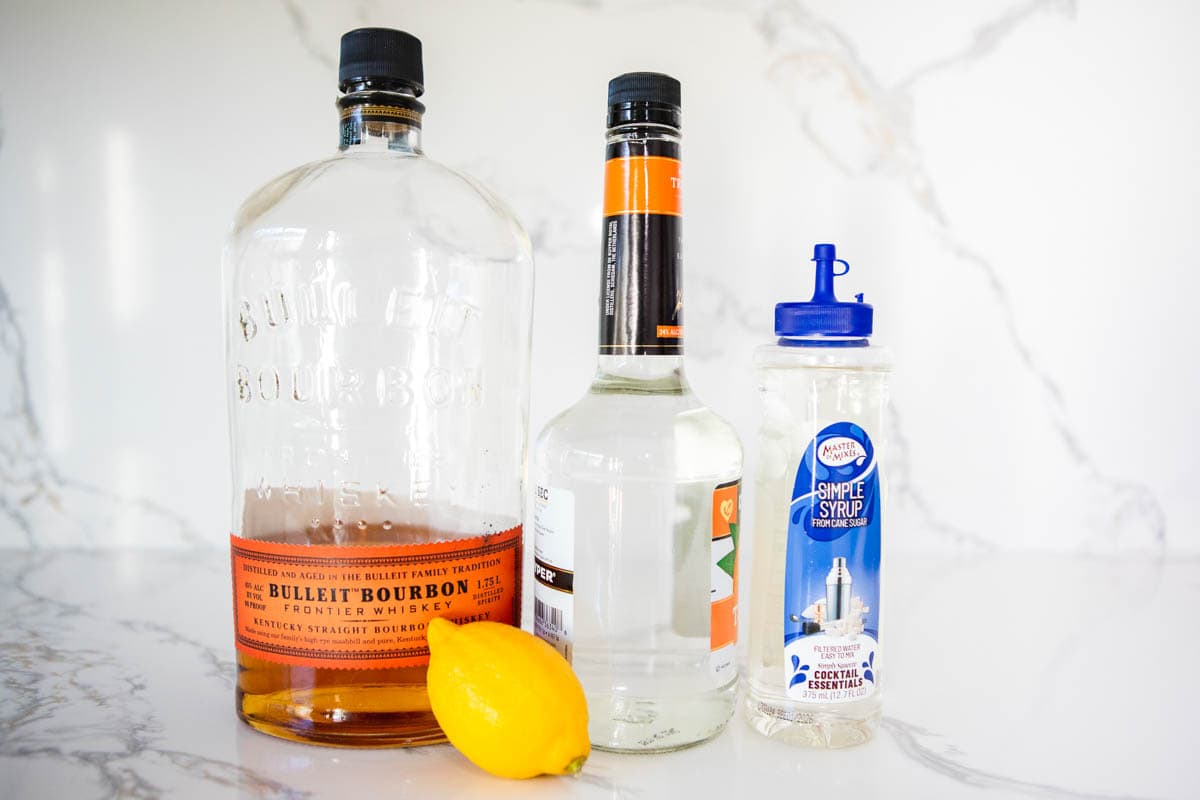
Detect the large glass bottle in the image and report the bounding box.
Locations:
[532,73,742,752]
[222,28,533,747]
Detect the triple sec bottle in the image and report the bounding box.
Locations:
[532,73,743,752]
[223,29,533,746]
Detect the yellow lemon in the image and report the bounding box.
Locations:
[426,617,589,779]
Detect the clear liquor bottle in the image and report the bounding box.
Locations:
[222,28,533,746]
[532,73,742,753]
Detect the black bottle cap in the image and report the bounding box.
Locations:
[608,72,681,106]
[338,28,424,95]
[607,72,681,129]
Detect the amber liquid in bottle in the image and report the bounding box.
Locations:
[237,657,441,747]
[225,27,533,747]
[236,521,454,747]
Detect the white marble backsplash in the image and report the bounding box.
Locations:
[0,0,1195,552]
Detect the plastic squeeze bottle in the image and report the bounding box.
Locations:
[744,243,892,748]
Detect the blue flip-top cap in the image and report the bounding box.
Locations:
[775,243,874,338]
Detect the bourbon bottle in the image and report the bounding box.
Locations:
[223,28,533,746]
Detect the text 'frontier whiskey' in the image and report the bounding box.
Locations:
[532,73,743,753]
[223,28,533,746]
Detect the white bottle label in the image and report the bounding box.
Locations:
[533,484,575,662]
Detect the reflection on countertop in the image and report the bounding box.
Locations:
[1,549,1191,799]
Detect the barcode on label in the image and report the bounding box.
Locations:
[535,597,563,632]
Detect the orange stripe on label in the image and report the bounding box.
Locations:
[230,528,521,670]
[656,325,682,339]
[711,596,737,651]
[603,155,681,217]
[711,481,740,652]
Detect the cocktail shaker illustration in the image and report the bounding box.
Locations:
[825,557,853,622]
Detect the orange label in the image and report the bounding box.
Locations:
[711,482,740,652]
[603,155,681,217]
[656,324,683,338]
[230,527,521,670]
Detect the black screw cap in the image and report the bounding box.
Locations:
[607,72,681,128]
[607,72,681,108]
[338,28,424,95]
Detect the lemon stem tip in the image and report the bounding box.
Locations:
[562,755,588,776]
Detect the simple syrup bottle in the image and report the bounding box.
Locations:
[532,73,743,752]
[223,29,533,746]
[745,244,891,747]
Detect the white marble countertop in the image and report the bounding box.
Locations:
[1,549,1192,799]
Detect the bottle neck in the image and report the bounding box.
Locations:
[592,354,687,393]
[596,122,684,370]
[337,85,424,153]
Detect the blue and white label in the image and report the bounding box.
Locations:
[783,422,880,704]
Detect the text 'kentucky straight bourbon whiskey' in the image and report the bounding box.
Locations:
[223,28,533,746]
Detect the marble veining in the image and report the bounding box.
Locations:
[885,404,991,549]
[281,0,336,70]
[0,3,1194,795]
[547,0,1167,553]
[0,0,1191,552]
[0,284,203,549]
[1,549,1190,799]
[755,0,1165,553]
[734,0,1164,550]
[0,552,299,799]
[880,718,1150,800]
